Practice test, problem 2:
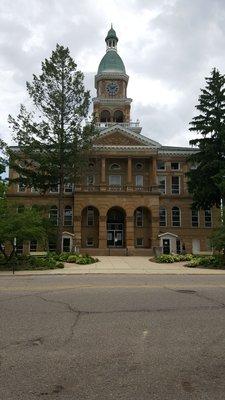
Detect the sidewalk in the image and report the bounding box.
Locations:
[1,256,225,275]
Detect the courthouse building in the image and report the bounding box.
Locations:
[8,27,218,255]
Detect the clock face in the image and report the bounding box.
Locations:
[106,82,119,95]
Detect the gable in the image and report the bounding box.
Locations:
[94,130,149,147]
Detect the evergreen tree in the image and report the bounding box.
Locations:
[6,44,98,252]
[187,68,225,210]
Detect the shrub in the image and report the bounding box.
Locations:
[155,253,195,263]
[67,254,99,265]
[185,255,225,269]
[67,255,78,263]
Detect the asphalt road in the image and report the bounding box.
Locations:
[1,274,225,399]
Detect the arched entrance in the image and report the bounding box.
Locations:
[107,207,126,247]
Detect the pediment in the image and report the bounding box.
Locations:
[94,126,161,148]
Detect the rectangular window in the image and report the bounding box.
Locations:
[135,175,143,187]
[87,175,95,185]
[172,208,181,227]
[50,185,59,193]
[171,162,180,170]
[31,187,39,193]
[205,209,212,227]
[48,241,57,252]
[63,237,71,252]
[87,207,94,226]
[136,238,144,247]
[109,175,122,186]
[16,242,23,254]
[192,209,199,227]
[136,209,143,227]
[30,240,37,252]
[157,160,165,170]
[157,176,166,194]
[171,176,180,194]
[86,238,94,247]
[159,208,167,227]
[64,183,73,193]
[18,182,26,192]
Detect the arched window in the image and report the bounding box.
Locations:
[113,110,124,123]
[159,207,167,227]
[109,163,121,171]
[49,206,58,226]
[172,207,181,227]
[100,110,111,122]
[64,206,73,226]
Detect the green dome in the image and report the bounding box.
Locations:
[97,50,126,74]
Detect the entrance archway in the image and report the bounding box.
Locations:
[107,207,126,247]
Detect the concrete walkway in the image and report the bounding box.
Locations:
[1,256,225,275]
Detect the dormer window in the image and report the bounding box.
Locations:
[110,163,121,171]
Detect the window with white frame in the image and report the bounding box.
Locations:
[86,237,94,247]
[49,206,58,225]
[16,241,23,254]
[205,209,212,227]
[64,206,73,226]
[159,207,167,227]
[135,175,143,187]
[191,209,199,227]
[109,175,122,186]
[135,208,143,227]
[157,160,165,170]
[157,176,166,194]
[171,176,180,194]
[30,240,37,252]
[171,162,180,170]
[172,207,181,227]
[50,184,59,193]
[64,183,73,193]
[87,207,94,226]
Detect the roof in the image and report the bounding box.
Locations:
[97,50,126,74]
[105,27,118,42]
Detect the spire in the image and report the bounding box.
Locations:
[105,25,118,52]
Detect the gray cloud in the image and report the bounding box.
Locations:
[1,0,225,148]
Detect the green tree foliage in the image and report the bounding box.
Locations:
[187,68,225,209]
[0,198,48,262]
[5,44,98,251]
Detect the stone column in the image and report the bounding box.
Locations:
[101,157,106,183]
[74,215,82,249]
[126,215,134,255]
[151,157,157,186]
[99,215,107,249]
[151,204,160,248]
[127,157,132,188]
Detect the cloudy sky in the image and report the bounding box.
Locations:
[1,0,225,147]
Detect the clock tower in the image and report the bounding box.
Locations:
[93,26,132,124]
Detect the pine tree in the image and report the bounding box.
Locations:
[187,68,225,210]
[7,44,98,252]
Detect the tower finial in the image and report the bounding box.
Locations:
[105,25,118,52]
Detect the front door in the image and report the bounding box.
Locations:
[107,223,123,247]
[63,237,71,252]
[163,239,170,254]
